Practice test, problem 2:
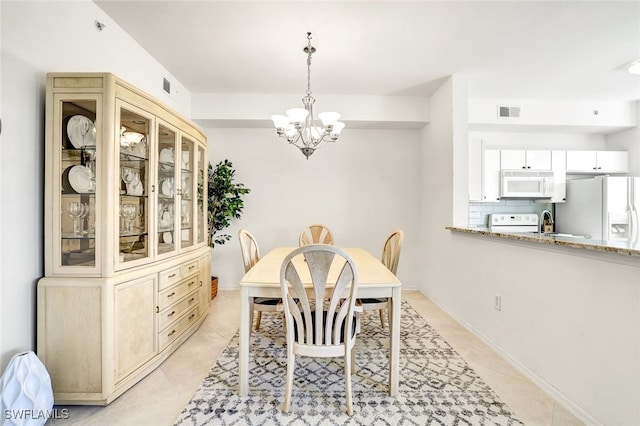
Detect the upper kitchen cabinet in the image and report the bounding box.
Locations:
[500,150,551,170]
[469,141,501,203]
[549,150,566,203]
[39,73,210,405]
[469,142,566,203]
[566,150,628,174]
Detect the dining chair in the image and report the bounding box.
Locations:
[238,229,281,331]
[298,224,334,246]
[279,244,361,415]
[359,229,404,328]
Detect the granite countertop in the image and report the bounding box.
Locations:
[446,226,640,257]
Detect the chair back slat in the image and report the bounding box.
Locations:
[238,229,260,272]
[381,230,404,275]
[299,224,334,246]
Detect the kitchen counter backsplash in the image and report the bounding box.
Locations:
[469,200,553,229]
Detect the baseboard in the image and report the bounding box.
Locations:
[420,290,602,426]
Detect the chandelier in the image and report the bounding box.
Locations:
[271,32,345,159]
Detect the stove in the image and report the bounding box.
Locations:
[489,213,539,233]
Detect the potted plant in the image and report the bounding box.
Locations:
[208,159,250,298]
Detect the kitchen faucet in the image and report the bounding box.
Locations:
[540,210,554,236]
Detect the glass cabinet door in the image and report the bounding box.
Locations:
[117,103,150,266]
[60,98,98,268]
[196,145,206,245]
[157,123,177,256]
[179,136,195,250]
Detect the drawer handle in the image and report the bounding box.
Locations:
[167,292,176,298]
[188,313,196,320]
[167,330,176,337]
[188,280,195,286]
[167,310,176,317]
[188,297,195,304]
[168,273,177,278]
[188,265,196,270]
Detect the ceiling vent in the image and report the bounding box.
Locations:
[497,105,521,118]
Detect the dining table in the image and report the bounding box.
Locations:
[238,246,402,397]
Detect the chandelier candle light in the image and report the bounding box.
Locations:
[271,32,345,159]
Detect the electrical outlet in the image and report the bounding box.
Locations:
[494,295,502,311]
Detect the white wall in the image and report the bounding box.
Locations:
[205,127,421,291]
[422,80,640,425]
[470,131,608,151]
[469,98,637,129]
[0,0,191,371]
[607,102,640,176]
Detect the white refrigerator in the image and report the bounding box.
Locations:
[556,176,640,242]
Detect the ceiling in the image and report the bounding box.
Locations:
[95,1,640,102]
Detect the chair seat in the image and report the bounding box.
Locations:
[359,298,388,304]
[254,297,281,305]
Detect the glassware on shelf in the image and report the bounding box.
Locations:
[120,204,137,233]
[65,202,88,236]
[79,118,92,148]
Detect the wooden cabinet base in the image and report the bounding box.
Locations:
[49,313,206,405]
[37,249,211,405]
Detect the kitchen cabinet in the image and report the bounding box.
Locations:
[566,150,628,174]
[37,73,210,405]
[501,149,552,170]
[549,150,566,203]
[469,141,501,202]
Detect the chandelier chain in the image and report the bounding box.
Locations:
[306,33,313,97]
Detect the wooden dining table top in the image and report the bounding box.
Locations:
[239,246,401,288]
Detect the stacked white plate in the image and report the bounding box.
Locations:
[68,165,95,193]
[67,115,96,148]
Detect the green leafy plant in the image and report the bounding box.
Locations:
[208,159,250,248]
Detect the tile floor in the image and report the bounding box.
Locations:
[50,290,584,426]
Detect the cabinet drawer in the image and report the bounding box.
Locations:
[158,306,198,351]
[157,274,199,311]
[159,266,182,291]
[181,260,199,278]
[158,290,199,331]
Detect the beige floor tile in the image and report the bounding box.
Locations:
[48,289,583,426]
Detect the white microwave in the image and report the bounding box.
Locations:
[501,170,554,198]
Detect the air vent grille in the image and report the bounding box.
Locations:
[162,77,171,95]
[498,105,520,118]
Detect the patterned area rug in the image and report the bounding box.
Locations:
[175,302,524,425]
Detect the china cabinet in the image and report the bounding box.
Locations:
[37,73,210,405]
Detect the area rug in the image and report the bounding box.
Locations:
[175,301,524,425]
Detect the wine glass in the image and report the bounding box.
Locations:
[87,203,96,235]
[121,204,137,233]
[80,118,92,148]
[65,202,87,236]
